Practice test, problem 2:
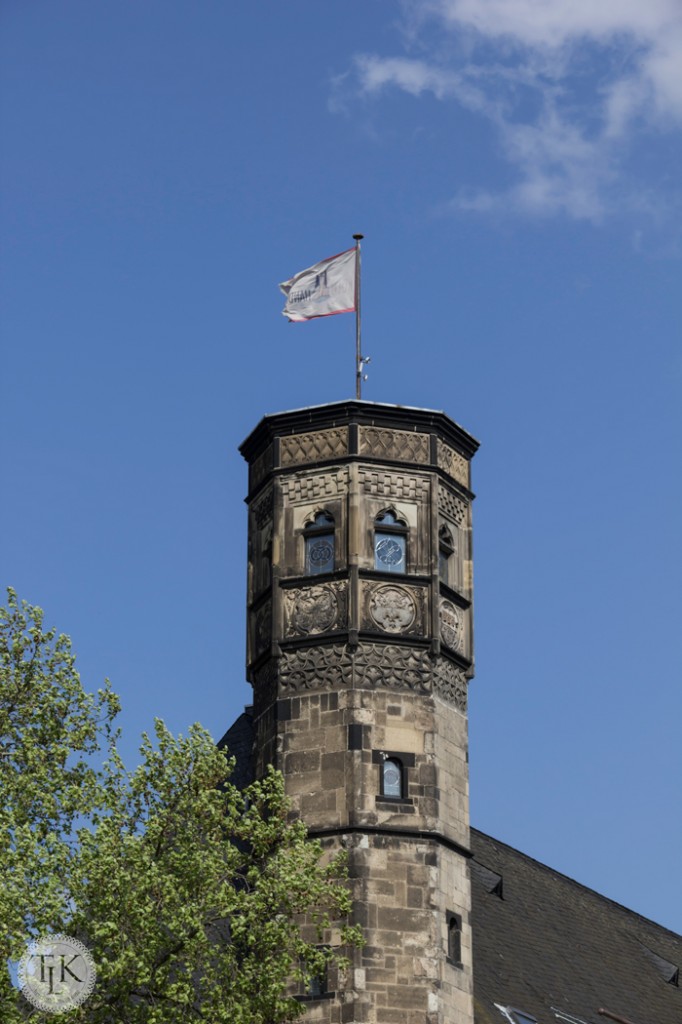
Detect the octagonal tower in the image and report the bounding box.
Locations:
[241,400,479,1024]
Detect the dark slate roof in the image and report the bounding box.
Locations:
[470,829,682,1024]
[216,710,254,791]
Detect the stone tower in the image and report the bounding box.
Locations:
[241,400,479,1024]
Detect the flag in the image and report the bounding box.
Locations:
[279,247,356,322]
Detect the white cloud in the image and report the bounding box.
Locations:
[341,0,682,222]
[352,54,495,115]
[427,0,680,51]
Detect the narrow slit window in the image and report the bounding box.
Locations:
[374,510,407,574]
[304,511,335,575]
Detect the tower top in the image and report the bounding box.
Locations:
[240,399,480,470]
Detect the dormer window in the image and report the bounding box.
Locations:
[495,1007,538,1024]
[304,512,335,575]
[439,525,455,582]
[374,510,407,574]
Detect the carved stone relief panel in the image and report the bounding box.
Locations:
[361,582,426,637]
[280,467,348,504]
[250,444,273,491]
[354,643,432,693]
[251,486,273,528]
[437,484,467,526]
[433,658,467,712]
[279,427,348,467]
[359,426,429,464]
[279,643,353,691]
[283,582,348,638]
[253,598,272,659]
[436,439,469,488]
[439,599,464,654]
[359,469,430,502]
[250,487,274,598]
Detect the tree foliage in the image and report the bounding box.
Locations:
[1,591,361,1023]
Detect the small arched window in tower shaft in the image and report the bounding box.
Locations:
[382,757,403,798]
[304,512,335,575]
[439,525,455,583]
[447,912,462,966]
[374,510,407,574]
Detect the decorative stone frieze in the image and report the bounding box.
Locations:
[433,658,468,712]
[353,642,432,693]
[359,469,430,501]
[283,582,348,637]
[437,439,469,487]
[279,427,348,466]
[439,599,463,653]
[274,644,469,707]
[279,643,353,691]
[361,582,426,637]
[438,484,468,526]
[359,426,430,464]
[280,467,348,503]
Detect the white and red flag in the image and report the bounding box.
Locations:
[279,247,356,322]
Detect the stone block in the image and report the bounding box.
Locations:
[300,790,339,815]
[377,907,429,932]
[285,749,321,774]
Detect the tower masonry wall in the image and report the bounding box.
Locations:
[276,686,469,848]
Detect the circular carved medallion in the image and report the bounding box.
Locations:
[369,586,416,633]
[439,599,463,652]
[292,587,337,635]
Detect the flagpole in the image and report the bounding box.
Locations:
[353,233,364,399]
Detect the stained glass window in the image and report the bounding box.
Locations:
[374,510,407,574]
[382,757,403,798]
[304,512,335,575]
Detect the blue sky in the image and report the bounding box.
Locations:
[2,1,681,934]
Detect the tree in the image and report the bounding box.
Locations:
[1,591,361,1023]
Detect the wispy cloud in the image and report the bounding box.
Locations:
[337,0,682,222]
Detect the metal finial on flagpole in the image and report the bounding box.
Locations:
[353,233,369,399]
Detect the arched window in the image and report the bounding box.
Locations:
[374,510,407,574]
[382,757,403,799]
[304,511,335,575]
[439,525,455,582]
